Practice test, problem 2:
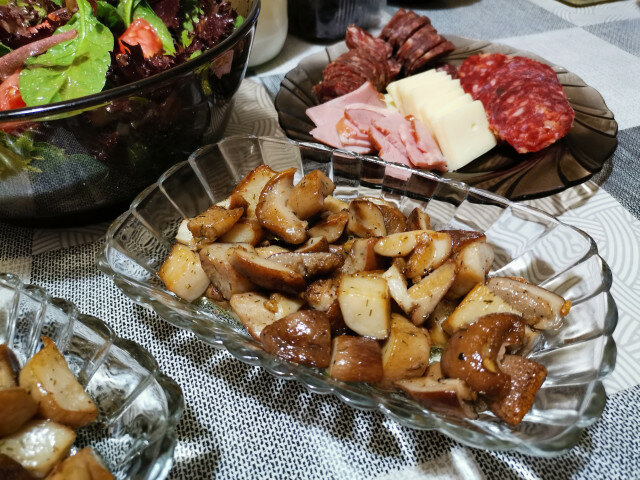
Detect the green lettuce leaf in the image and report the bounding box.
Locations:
[132,2,176,55]
[19,0,114,106]
[96,0,125,32]
[0,43,11,56]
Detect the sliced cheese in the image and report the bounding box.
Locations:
[431,100,497,171]
[389,70,447,112]
[429,92,473,120]
[384,94,398,112]
[418,88,466,128]
[399,75,454,112]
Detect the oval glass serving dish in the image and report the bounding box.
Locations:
[0,273,184,479]
[98,135,617,457]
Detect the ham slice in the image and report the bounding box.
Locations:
[306,82,384,127]
[369,126,411,166]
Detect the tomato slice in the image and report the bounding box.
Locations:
[119,18,164,58]
[0,71,26,112]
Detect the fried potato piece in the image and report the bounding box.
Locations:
[19,337,97,428]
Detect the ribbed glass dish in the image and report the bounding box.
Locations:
[98,136,617,457]
[0,273,184,479]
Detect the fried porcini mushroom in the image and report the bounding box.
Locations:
[406,208,430,231]
[486,277,570,330]
[0,388,37,436]
[441,313,526,397]
[396,363,477,419]
[323,195,349,213]
[287,170,336,219]
[219,218,264,246]
[296,236,330,253]
[374,230,430,257]
[427,299,456,347]
[187,205,244,244]
[230,292,304,340]
[341,238,386,274]
[158,244,210,302]
[229,164,277,218]
[255,168,308,244]
[260,310,332,368]
[267,252,345,278]
[0,453,34,480]
[199,243,256,300]
[347,199,386,238]
[304,278,346,334]
[378,204,407,234]
[405,231,453,281]
[381,314,431,385]
[255,245,290,258]
[0,344,19,389]
[487,354,547,426]
[47,447,114,480]
[329,336,383,383]
[337,274,390,339]
[409,260,457,325]
[230,248,306,295]
[446,240,494,300]
[442,230,487,252]
[308,211,349,243]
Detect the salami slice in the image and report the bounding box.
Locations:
[490,82,574,153]
[387,13,430,51]
[459,53,509,100]
[407,40,455,74]
[397,24,441,66]
[346,25,392,61]
[380,9,408,42]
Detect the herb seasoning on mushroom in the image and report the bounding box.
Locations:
[158,166,571,426]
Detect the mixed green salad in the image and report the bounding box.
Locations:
[0,0,243,112]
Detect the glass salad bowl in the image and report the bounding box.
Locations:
[0,273,184,479]
[0,0,259,223]
[98,136,617,457]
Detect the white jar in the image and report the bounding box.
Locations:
[248,0,288,67]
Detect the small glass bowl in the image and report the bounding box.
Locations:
[98,136,617,457]
[0,273,184,479]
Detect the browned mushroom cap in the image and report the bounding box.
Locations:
[296,236,330,253]
[378,204,407,234]
[308,211,349,243]
[405,231,453,281]
[219,218,264,246]
[260,310,332,368]
[406,208,430,231]
[486,277,570,330]
[441,230,486,252]
[267,252,345,278]
[347,199,386,238]
[396,362,477,419]
[230,249,306,295]
[487,354,547,426]
[230,292,303,340]
[323,195,349,213]
[287,170,336,220]
[187,206,244,243]
[304,278,346,334]
[255,168,308,245]
[341,238,386,274]
[441,313,526,397]
[329,335,383,383]
[199,243,256,300]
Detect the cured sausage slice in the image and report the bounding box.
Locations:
[407,40,455,74]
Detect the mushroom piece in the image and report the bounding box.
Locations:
[408,260,457,325]
[158,244,210,302]
[267,252,344,278]
[187,206,244,244]
[427,299,456,347]
[219,218,264,246]
[255,245,290,258]
[446,240,494,300]
[0,388,37,436]
[442,283,522,335]
[337,274,390,339]
[380,314,431,385]
[347,199,386,238]
[255,168,308,244]
[230,248,306,295]
[175,219,197,249]
[486,277,570,330]
[204,284,225,302]
[229,164,277,218]
[329,335,383,383]
[47,447,113,480]
[374,230,430,257]
[230,292,304,340]
[405,231,453,281]
[199,243,256,300]
[396,363,477,419]
[486,354,547,426]
[341,238,386,274]
[287,170,336,219]
[0,344,19,389]
[441,230,487,252]
[0,453,33,480]
[260,310,332,368]
[296,236,330,253]
[440,313,526,397]
[405,208,430,231]
[381,263,414,313]
[304,278,346,334]
[323,195,349,213]
[378,204,407,234]
[308,211,349,243]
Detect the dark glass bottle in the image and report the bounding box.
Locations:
[288,0,385,41]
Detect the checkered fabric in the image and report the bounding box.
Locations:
[1,1,639,478]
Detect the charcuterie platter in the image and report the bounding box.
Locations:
[275,12,618,201]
